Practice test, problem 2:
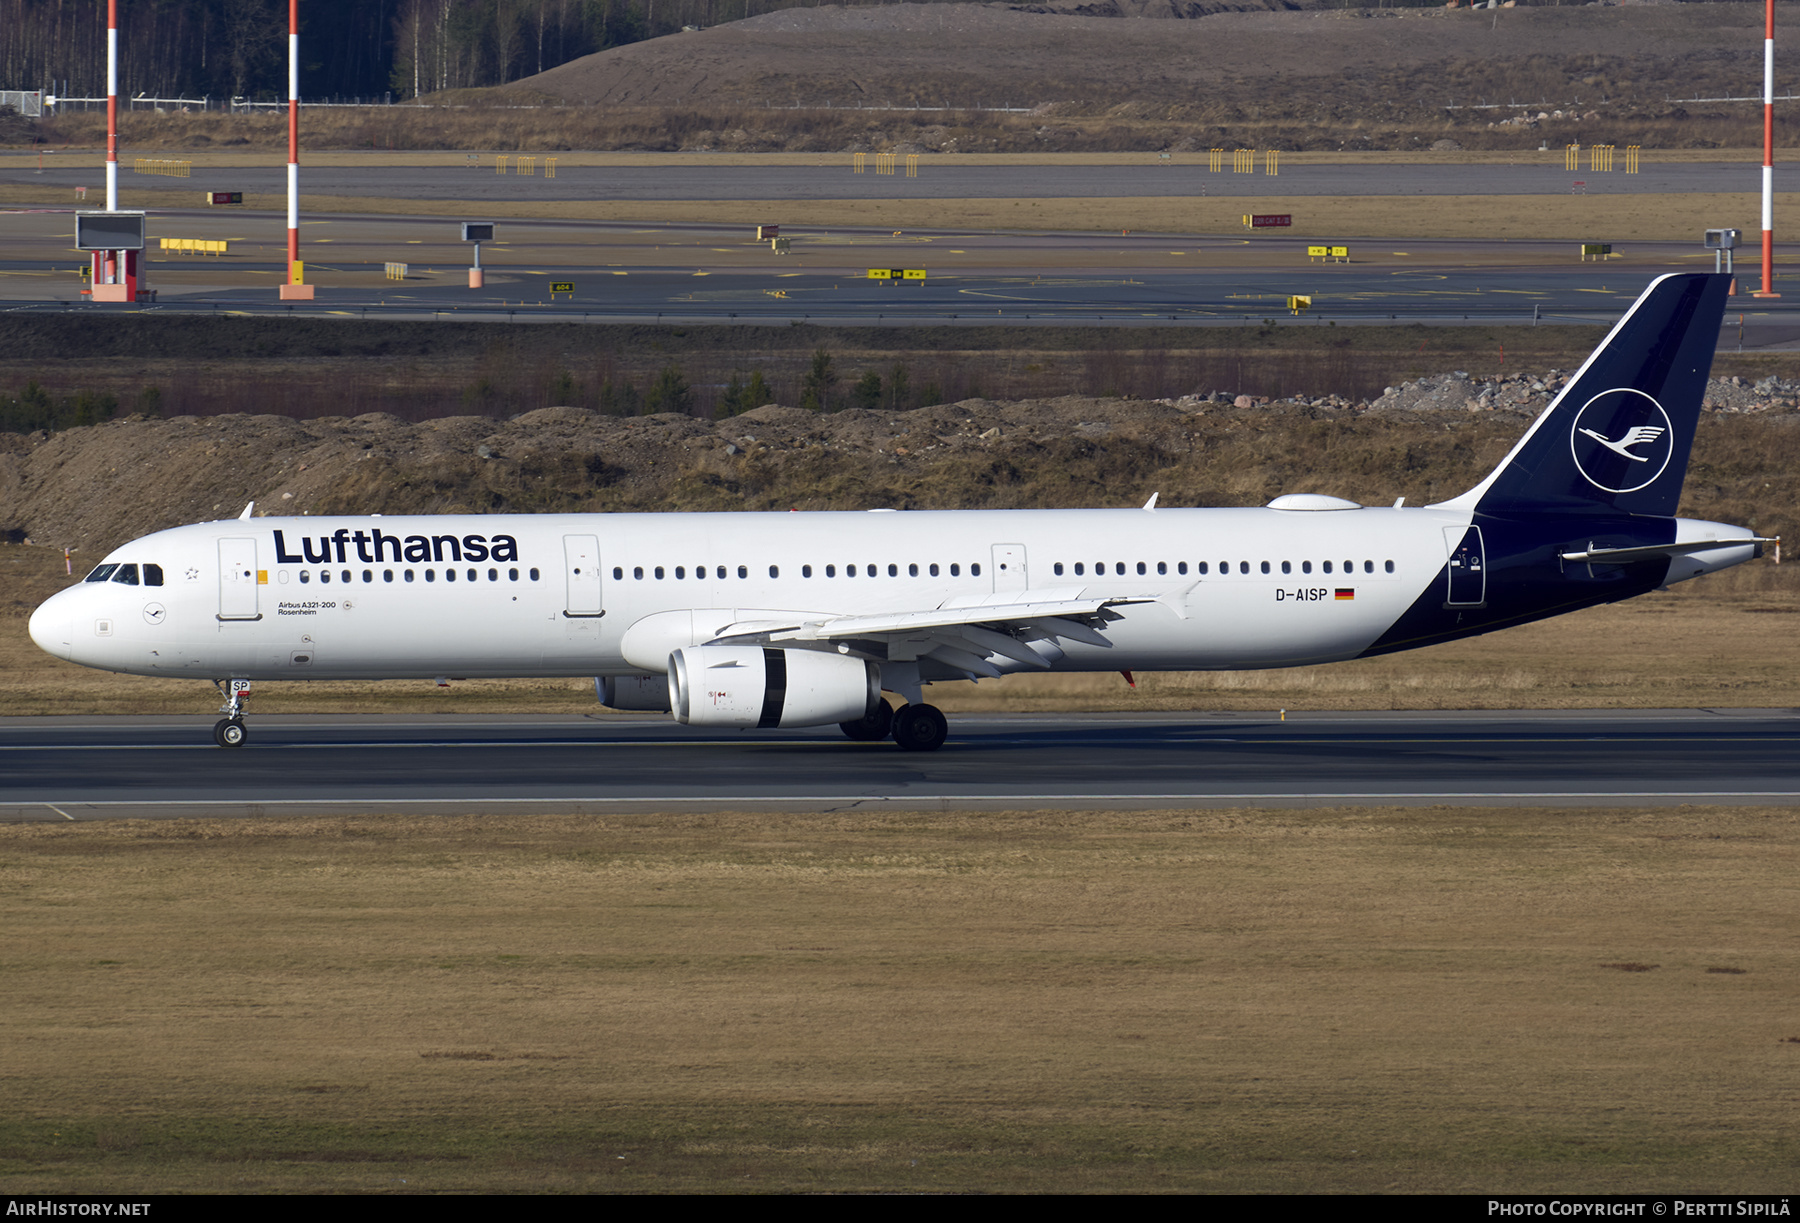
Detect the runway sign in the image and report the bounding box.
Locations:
[1245,214,1292,229]
[207,192,243,206]
[76,211,145,251]
[550,281,575,293]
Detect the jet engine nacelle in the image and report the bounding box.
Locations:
[668,645,880,728]
[595,674,672,712]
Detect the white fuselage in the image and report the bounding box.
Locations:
[30,505,1469,683]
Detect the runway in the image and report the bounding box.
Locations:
[3,709,1796,820]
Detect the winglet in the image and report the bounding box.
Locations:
[1142,492,1158,512]
[238,501,255,520]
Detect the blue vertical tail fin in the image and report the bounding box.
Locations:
[1435,273,1731,518]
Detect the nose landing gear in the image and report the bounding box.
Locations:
[211,678,250,748]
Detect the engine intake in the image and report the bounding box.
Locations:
[669,646,880,728]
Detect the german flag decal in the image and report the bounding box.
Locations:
[1335,588,1355,601]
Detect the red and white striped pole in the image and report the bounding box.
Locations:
[284,0,298,284]
[104,0,117,212]
[1756,0,1780,297]
[279,0,313,298]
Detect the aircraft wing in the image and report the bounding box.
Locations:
[707,590,1159,679]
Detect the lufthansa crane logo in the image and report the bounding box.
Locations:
[1568,388,1674,494]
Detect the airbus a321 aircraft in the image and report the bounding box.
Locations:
[29,273,1774,751]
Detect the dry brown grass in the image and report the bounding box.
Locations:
[29,100,1784,159]
[1,168,1784,244]
[1,804,1795,1192]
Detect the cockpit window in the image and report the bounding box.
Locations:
[84,564,119,583]
[143,564,163,587]
[110,564,140,586]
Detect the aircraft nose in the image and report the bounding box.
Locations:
[28,593,73,661]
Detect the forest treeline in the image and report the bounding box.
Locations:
[1,0,977,103]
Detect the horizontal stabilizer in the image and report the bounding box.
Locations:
[1560,538,1775,564]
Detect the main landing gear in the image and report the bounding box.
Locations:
[211,679,250,748]
[839,699,949,752]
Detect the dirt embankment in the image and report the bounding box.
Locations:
[4,375,1794,562]
[21,5,1783,154]
[484,3,1775,152]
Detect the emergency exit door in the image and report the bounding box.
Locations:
[563,534,603,617]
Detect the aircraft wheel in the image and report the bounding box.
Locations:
[214,718,247,748]
[839,698,894,742]
[891,703,948,753]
